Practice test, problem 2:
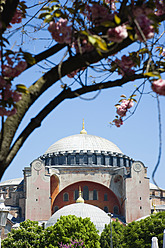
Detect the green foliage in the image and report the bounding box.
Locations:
[123,212,165,248]
[2,219,44,248]
[44,215,100,248]
[100,219,124,248]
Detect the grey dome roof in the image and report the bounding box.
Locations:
[46,203,110,233]
[45,134,122,155]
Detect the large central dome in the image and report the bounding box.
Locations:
[44,133,122,155]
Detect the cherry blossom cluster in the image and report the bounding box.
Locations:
[115,55,135,76]
[74,39,94,54]
[151,79,165,95]
[7,9,23,28]
[59,239,85,248]
[48,19,72,44]
[0,77,22,116]
[107,24,128,43]
[113,98,134,127]
[0,52,27,116]
[155,0,165,15]
[0,4,27,117]
[86,3,114,26]
[2,54,27,78]
[132,6,155,41]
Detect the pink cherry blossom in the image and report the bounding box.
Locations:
[6,108,17,116]
[151,79,165,95]
[67,69,79,78]
[48,19,72,44]
[116,105,127,117]
[86,4,114,26]
[135,15,154,41]
[11,9,23,24]
[15,61,27,76]
[12,91,22,102]
[0,107,7,116]
[115,55,135,76]
[113,118,123,127]
[2,60,27,78]
[2,65,17,77]
[155,0,165,16]
[107,24,128,43]
[0,76,7,89]
[121,99,134,109]
[74,39,94,54]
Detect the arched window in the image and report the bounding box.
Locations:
[83,186,89,200]
[54,206,59,213]
[93,189,98,200]
[59,156,64,165]
[104,193,108,201]
[92,154,97,164]
[74,189,79,200]
[113,205,119,214]
[63,192,69,201]
[104,206,109,213]
[84,154,88,164]
[101,155,105,165]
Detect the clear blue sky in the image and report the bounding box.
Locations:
[1,2,165,189]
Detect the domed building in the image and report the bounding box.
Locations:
[23,122,150,224]
[0,122,152,230]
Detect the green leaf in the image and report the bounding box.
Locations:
[88,35,108,52]
[44,15,53,23]
[126,26,133,30]
[67,8,75,14]
[16,84,28,94]
[144,71,161,78]
[80,30,89,36]
[54,9,62,17]
[38,12,50,19]
[42,7,51,11]
[23,52,36,65]
[120,94,126,98]
[101,21,116,28]
[129,33,134,41]
[139,48,149,54]
[114,15,121,25]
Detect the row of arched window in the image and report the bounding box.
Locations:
[63,189,109,202]
[43,153,133,167]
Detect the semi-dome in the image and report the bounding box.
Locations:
[44,133,122,155]
[46,202,110,233]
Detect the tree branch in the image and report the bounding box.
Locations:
[3,73,146,174]
[29,43,66,68]
[0,0,19,33]
[0,36,135,164]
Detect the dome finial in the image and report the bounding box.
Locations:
[80,119,87,134]
[76,186,84,203]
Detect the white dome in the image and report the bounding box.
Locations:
[45,134,122,154]
[46,203,110,233]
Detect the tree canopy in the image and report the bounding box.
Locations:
[2,216,100,248]
[44,215,100,248]
[100,218,124,248]
[0,0,165,179]
[100,212,165,248]
[2,219,44,248]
